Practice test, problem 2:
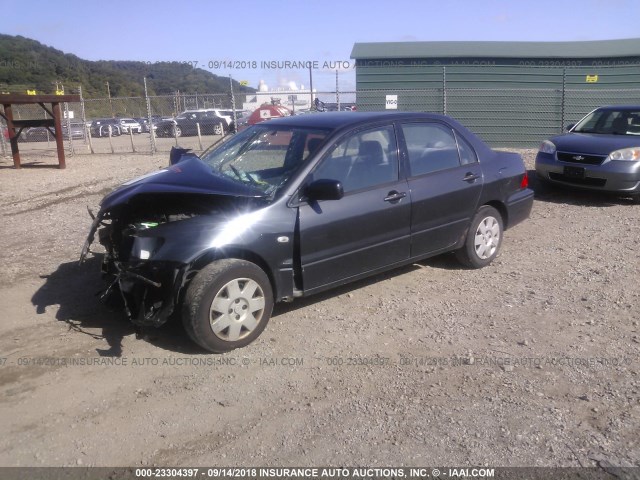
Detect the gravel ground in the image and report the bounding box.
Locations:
[0,148,638,469]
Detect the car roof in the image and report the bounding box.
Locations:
[596,105,640,111]
[264,111,457,130]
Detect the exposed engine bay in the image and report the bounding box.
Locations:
[82,193,250,327]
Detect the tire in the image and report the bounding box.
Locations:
[455,205,504,269]
[213,123,223,135]
[174,125,182,137]
[183,259,274,353]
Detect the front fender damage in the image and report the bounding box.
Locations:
[100,259,187,327]
[80,195,233,328]
[81,207,189,327]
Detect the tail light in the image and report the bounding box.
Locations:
[520,172,529,189]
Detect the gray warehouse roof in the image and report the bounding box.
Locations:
[351,38,640,59]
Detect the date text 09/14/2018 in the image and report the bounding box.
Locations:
[141,60,354,70]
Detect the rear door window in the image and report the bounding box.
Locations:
[401,123,462,176]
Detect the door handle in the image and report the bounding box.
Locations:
[463,172,480,182]
[384,191,407,202]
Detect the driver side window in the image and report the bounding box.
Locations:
[311,125,398,193]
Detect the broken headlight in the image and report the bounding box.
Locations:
[130,236,164,260]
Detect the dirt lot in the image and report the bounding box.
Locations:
[0,148,638,469]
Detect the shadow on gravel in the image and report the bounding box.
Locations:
[0,162,60,169]
[528,169,639,207]
[31,256,200,356]
[31,251,465,355]
[274,254,462,317]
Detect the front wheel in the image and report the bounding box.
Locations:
[213,123,223,135]
[455,205,503,269]
[173,125,182,137]
[183,259,274,353]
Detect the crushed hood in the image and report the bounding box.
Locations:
[100,155,266,210]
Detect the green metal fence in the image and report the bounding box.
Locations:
[354,64,640,147]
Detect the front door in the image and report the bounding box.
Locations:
[298,124,411,293]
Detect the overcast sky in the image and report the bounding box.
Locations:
[2,0,639,92]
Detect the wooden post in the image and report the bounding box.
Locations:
[3,104,21,168]
[196,122,203,150]
[108,126,114,154]
[86,124,94,153]
[52,102,66,169]
[129,127,136,153]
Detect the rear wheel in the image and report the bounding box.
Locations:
[183,259,273,353]
[214,123,223,135]
[456,205,503,269]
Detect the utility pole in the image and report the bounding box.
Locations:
[336,70,340,111]
[144,76,156,153]
[106,81,114,117]
[229,75,237,134]
[308,63,314,110]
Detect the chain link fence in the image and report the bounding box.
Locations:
[2,82,640,158]
[352,87,640,147]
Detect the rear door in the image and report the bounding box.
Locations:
[298,124,411,293]
[398,122,483,257]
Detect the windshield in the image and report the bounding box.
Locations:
[200,125,329,196]
[573,108,640,135]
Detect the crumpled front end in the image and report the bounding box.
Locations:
[81,192,253,328]
[80,201,195,327]
[79,154,270,328]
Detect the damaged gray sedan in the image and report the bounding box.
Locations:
[81,112,533,353]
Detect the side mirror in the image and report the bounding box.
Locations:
[169,146,191,166]
[565,123,575,132]
[305,179,344,201]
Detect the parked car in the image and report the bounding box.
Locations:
[65,122,86,140]
[90,119,122,137]
[207,109,235,128]
[233,111,252,130]
[213,109,247,132]
[154,110,225,137]
[22,122,85,142]
[22,127,53,142]
[535,105,640,200]
[135,117,149,133]
[118,118,142,134]
[135,117,154,133]
[80,112,533,353]
[136,116,163,133]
